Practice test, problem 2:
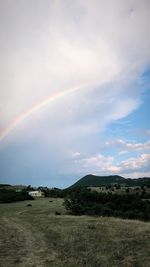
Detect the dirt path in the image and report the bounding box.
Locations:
[0,216,52,267]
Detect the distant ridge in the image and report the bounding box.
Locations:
[69,174,150,188]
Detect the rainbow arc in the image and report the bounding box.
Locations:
[0,83,92,141]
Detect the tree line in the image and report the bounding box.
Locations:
[0,189,34,203]
[64,187,150,221]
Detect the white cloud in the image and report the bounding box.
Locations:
[74,153,115,175]
[117,153,150,172]
[75,153,150,178]
[106,139,150,154]
[71,152,81,158]
[122,171,150,178]
[0,0,150,134]
[0,1,150,184]
[116,139,150,151]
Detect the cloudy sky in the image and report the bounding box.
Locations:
[0,0,150,188]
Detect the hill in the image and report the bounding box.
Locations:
[69,174,150,188]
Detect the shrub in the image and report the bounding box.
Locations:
[55,211,61,215]
[0,189,34,203]
[64,188,150,221]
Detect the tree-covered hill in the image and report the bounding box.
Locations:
[69,174,150,188]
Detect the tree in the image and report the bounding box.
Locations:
[64,187,150,221]
[115,184,121,190]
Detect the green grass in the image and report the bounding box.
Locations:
[0,198,150,267]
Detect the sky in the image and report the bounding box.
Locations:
[0,0,150,188]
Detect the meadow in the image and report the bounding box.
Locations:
[0,198,150,267]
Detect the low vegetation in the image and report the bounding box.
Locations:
[0,181,150,266]
[0,198,150,267]
[0,189,34,203]
[64,187,150,221]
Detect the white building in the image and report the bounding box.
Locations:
[28,190,44,197]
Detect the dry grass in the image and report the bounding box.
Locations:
[0,198,150,267]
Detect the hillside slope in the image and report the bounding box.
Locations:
[69,174,150,188]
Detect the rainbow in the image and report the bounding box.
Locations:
[0,83,91,141]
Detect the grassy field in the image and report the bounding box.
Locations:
[0,198,150,267]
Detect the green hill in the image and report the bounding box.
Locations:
[69,174,150,188]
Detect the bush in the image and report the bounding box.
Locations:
[64,188,150,221]
[43,188,65,198]
[0,189,34,203]
[55,211,61,215]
